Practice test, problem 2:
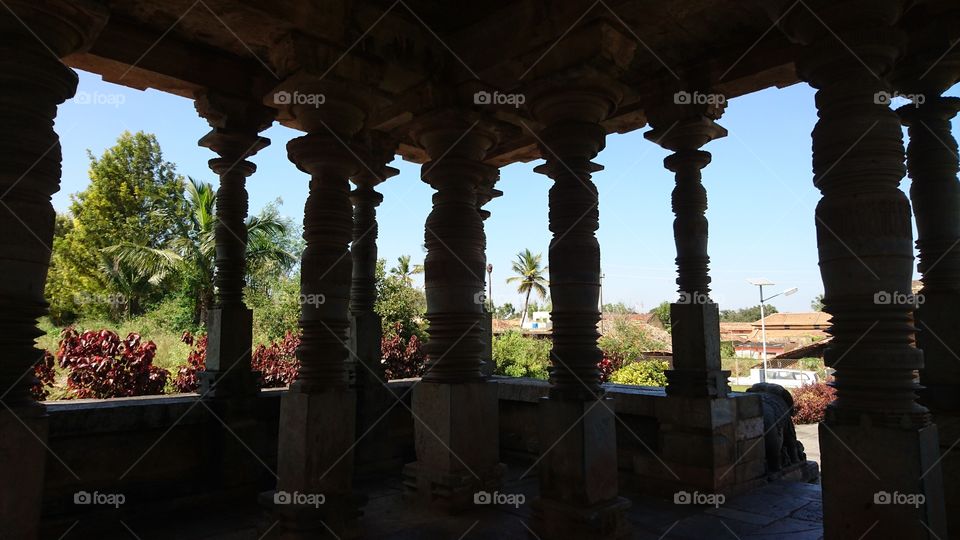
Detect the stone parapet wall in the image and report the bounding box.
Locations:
[38,377,789,537]
[495,378,772,497]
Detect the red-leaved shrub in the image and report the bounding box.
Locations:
[252,332,301,388]
[597,353,626,383]
[791,382,836,424]
[173,331,206,393]
[57,328,168,399]
[381,324,425,379]
[32,350,56,401]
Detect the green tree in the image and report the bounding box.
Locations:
[651,301,671,330]
[375,259,428,340]
[719,304,778,323]
[603,302,635,315]
[598,316,670,362]
[46,131,190,322]
[810,294,825,311]
[492,331,552,379]
[506,249,548,327]
[493,302,516,319]
[106,178,296,325]
[390,255,423,285]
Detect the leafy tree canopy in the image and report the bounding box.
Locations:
[719,304,779,323]
[47,131,189,322]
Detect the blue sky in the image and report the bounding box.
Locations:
[55,70,960,313]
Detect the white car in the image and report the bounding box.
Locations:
[738,368,819,388]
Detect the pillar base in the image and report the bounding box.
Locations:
[403,380,504,509]
[533,397,630,539]
[664,369,731,399]
[531,496,632,540]
[271,385,360,537]
[259,489,364,540]
[0,404,47,540]
[667,302,729,398]
[820,422,947,540]
[200,307,257,397]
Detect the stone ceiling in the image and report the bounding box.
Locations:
[66,0,801,165]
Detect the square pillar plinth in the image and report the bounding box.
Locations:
[403,381,504,509]
[666,302,729,398]
[264,386,361,539]
[350,312,401,476]
[200,307,257,397]
[0,405,47,540]
[820,422,947,540]
[532,397,631,540]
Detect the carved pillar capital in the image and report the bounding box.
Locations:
[530,88,618,400]
[414,115,497,383]
[476,169,502,222]
[0,0,108,56]
[0,5,107,536]
[0,0,107,409]
[644,92,728,398]
[891,4,960,413]
[350,134,397,316]
[771,1,928,430]
[195,92,274,312]
[280,90,366,391]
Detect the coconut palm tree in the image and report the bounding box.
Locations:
[506,249,548,328]
[104,178,296,325]
[391,254,424,285]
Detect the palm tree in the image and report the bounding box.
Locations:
[391,255,423,285]
[105,178,296,325]
[506,249,548,328]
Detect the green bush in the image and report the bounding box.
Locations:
[598,317,669,362]
[141,294,201,335]
[493,331,552,379]
[609,359,669,386]
[247,273,301,344]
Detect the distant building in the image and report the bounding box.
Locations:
[734,341,788,360]
[523,311,552,330]
[746,312,831,345]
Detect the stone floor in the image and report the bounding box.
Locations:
[359,467,824,540]
[136,463,824,540]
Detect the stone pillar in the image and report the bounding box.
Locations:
[476,170,501,377]
[530,87,630,540]
[645,94,729,398]
[402,115,504,509]
[349,134,399,476]
[194,92,273,397]
[262,79,364,538]
[766,1,947,537]
[0,2,106,538]
[892,4,960,533]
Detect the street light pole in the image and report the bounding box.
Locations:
[747,279,798,384]
[599,271,605,334]
[486,263,493,308]
[759,285,767,382]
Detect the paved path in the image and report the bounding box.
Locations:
[795,423,821,465]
